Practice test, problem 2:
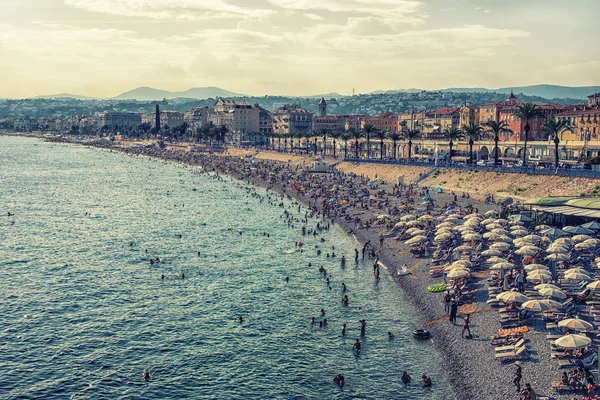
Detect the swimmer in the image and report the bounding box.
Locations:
[333,373,345,388]
[388,332,395,340]
[342,295,349,306]
[401,371,411,384]
[419,375,432,387]
[239,316,243,323]
[323,318,327,326]
[353,339,361,351]
[341,323,346,335]
[310,317,315,325]
[360,319,366,336]
[142,370,151,381]
[321,308,325,317]
[181,273,185,279]
[342,282,347,292]
[341,256,346,267]
[285,276,289,283]
[161,274,165,280]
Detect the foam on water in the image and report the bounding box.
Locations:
[0,136,451,399]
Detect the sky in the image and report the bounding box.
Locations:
[0,0,599,98]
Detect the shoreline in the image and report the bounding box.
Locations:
[5,134,568,400]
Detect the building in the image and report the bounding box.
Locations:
[184,107,210,127]
[100,112,142,128]
[398,111,425,133]
[498,103,562,141]
[160,111,185,129]
[258,106,273,136]
[478,91,520,125]
[272,104,314,136]
[344,115,362,132]
[360,112,399,133]
[207,99,260,143]
[418,108,460,138]
[555,94,600,142]
[459,106,479,127]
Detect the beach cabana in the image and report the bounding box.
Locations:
[554,334,592,349]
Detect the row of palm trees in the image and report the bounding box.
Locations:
[254,103,572,169]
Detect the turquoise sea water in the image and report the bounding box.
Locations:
[0,136,451,399]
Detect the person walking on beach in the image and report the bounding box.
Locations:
[449,298,458,325]
[513,361,522,391]
[461,314,471,338]
[444,291,451,315]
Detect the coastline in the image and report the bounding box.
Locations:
[6,134,569,400]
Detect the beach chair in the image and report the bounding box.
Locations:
[494,338,526,353]
[495,344,527,360]
[551,381,570,391]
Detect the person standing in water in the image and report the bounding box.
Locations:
[341,324,346,335]
[353,339,361,351]
[360,319,366,336]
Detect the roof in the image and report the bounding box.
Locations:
[555,108,600,117]
[531,205,600,219]
[566,198,600,210]
[319,97,327,105]
[588,93,600,98]
[529,196,600,219]
[526,196,577,206]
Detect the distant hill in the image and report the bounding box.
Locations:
[34,93,94,100]
[301,93,345,99]
[112,86,245,100]
[440,84,600,100]
[370,88,423,95]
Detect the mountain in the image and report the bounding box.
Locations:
[112,86,245,100]
[301,93,344,99]
[440,84,600,100]
[370,88,423,95]
[34,93,94,100]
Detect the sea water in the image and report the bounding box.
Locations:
[0,136,451,399]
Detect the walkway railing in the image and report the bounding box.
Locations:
[342,157,600,179]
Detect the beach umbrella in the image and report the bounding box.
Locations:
[487,256,508,264]
[509,220,525,226]
[511,229,529,237]
[510,214,533,222]
[464,213,481,219]
[521,299,554,313]
[400,214,416,221]
[539,288,567,300]
[554,238,574,246]
[486,223,503,231]
[546,245,569,254]
[483,232,502,240]
[454,244,473,252]
[438,222,454,229]
[515,246,541,256]
[581,221,600,231]
[540,299,563,309]
[584,238,599,246]
[394,222,407,229]
[510,224,526,230]
[563,226,594,235]
[434,233,452,242]
[447,269,469,280]
[463,233,482,241]
[481,249,502,257]
[377,214,391,220]
[491,228,509,235]
[485,210,498,216]
[418,214,435,221]
[405,235,427,246]
[525,264,549,272]
[523,234,543,243]
[494,235,513,243]
[527,270,552,282]
[452,260,473,268]
[496,219,509,224]
[535,224,552,231]
[586,281,600,291]
[540,227,568,237]
[497,291,529,303]
[574,242,593,251]
[490,242,511,251]
[572,234,593,242]
[546,253,569,261]
[406,220,424,227]
[534,283,561,291]
[491,261,514,269]
[444,264,470,272]
[405,227,422,235]
[558,318,594,332]
[554,334,592,349]
[564,270,592,281]
[482,218,496,225]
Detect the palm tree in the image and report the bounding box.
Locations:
[340,133,351,158]
[485,120,512,166]
[514,103,544,166]
[387,132,402,160]
[402,129,420,160]
[361,124,377,159]
[320,129,330,155]
[218,125,228,144]
[443,127,464,162]
[329,131,341,158]
[543,119,572,169]
[461,123,483,165]
[349,128,363,159]
[373,129,388,160]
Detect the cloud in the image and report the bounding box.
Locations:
[305,13,323,21]
[63,0,273,20]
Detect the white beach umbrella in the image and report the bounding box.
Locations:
[409,229,426,237]
[463,233,482,242]
[434,233,452,242]
[572,234,593,242]
[447,269,469,279]
[539,299,563,309]
[400,214,416,221]
[481,249,502,257]
[491,228,509,235]
[524,264,549,272]
[515,246,541,256]
[546,246,569,254]
[490,242,511,251]
[554,237,574,246]
[511,229,529,237]
[405,235,427,246]
[584,238,599,246]
[485,210,498,216]
[586,281,600,291]
[534,283,561,291]
[554,334,592,349]
[452,260,473,268]
[491,262,514,270]
[564,270,592,281]
[574,242,593,251]
[546,253,569,261]
[539,288,567,300]
[528,270,552,282]
[523,234,542,243]
[521,299,554,313]
[406,220,424,227]
[558,318,594,332]
[496,291,529,303]
[486,223,503,231]
[487,256,508,264]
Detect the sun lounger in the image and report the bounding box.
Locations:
[546,334,563,341]
[495,338,526,352]
[551,381,570,390]
[495,345,527,360]
[546,322,558,330]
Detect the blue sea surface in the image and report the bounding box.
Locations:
[0,136,451,399]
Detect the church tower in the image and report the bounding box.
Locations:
[155,104,161,132]
[318,97,327,117]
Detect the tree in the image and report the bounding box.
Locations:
[349,128,363,158]
[485,120,512,166]
[402,129,420,160]
[461,123,483,165]
[373,129,388,160]
[387,132,402,160]
[442,127,464,162]
[514,103,544,166]
[321,129,330,155]
[329,131,341,158]
[543,119,572,169]
[361,124,377,159]
[340,133,351,158]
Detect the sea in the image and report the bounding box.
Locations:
[0,135,451,399]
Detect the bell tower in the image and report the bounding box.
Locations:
[318,97,327,117]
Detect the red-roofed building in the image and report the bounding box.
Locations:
[554,93,600,141]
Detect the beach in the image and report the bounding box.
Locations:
[16,134,595,400]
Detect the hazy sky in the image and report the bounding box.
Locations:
[1,0,599,98]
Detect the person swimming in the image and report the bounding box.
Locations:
[342,282,347,292]
[333,373,345,388]
[285,276,289,283]
[341,323,346,335]
[341,256,346,267]
[419,375,432,387]
[239,316,243,323]
[401,371,411,384]
[310,317,315,325]
[142,370,151,381]
[342,295,349,306]
[321,308,325,316]
[353,339,361,351]
[388,332,394,340]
